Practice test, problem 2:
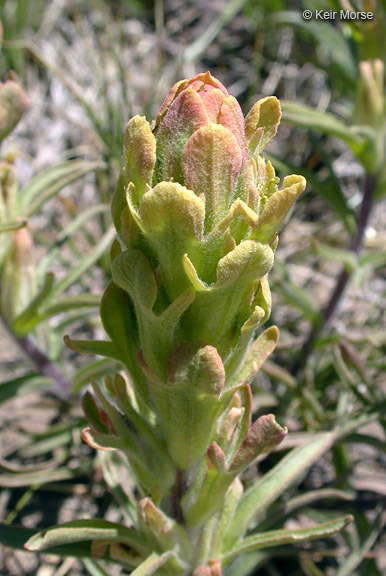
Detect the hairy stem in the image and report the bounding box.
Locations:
[292,172,377,374]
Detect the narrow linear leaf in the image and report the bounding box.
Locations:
[222,516,353,562]
[0,464,90,488]
[64,336,121,362]
[261,360,296,390]
[257,489,355,533]
[223,550,270,576]
[225,433,336,546]
[129,551,183,576]
[335,511,383,576]
[12,273,55,335]
[280,101,362,151]
[272,12,356,82]
[0,524,100,560]
[48,228,114,299]
[38,204,109,277]
[0,457,62,474]
[336,403,385,439]
[300,557,325,576]
[82,559,112,576]
[273,260,322,326]
[98,452,138,525]
[0,219,27,232]
[24,519,146,554]
[72,358,118,393]
[184,0,249,63]
[10,40,108,145]
[311,238,358,272]
[0,373,51,402]
[20,160,104,216]
[227,326,279,389]
[266,154,355,233]
[41,294,101,317]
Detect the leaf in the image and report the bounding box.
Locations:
[266,153,355,234]
[257,489,355,533]
[112,115,156,232]
[112,249,195,377]
[20,160,104,216]
[253,174,306,243]
[82,559,112,576]
[0,219,27,232]
[12,272,55,335]
[0,523,102,560]
[223,550,269,576]
[272,11,356,83]
[99,280,147,400]
[24,519,146,554]
[261,360,297,390]
[211,479,244,558]
[359,250,386,269]
[122,118,156,197]
[89,381,175,493]
[311,238,358,272]
[226,326,279,389]
[335,511,383,576]
[281,101,364,153]
[0,457,61,474]
[98,452,138,525]
[0,373,51,402]
[64,336,121,362]
[82,428,121,451]
[0,464,90,487]
[72,358,119,393]
[48,228,114,299]
[129,551,185,576]
[222,516,353,562]
[37,204,109,278]
[245,96,281,155]
[229,415,286,474]
[273,260,322,326]
[225,433,336,546]
[41,294,101,317]
[336,403,384,438]
[184,413,286,528]
[184,0,249,63]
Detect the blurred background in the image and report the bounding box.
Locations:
[0,0,384,575]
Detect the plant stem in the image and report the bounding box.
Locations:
[292,173,377,374]
[170,469,187,525]
[1,316,72,400]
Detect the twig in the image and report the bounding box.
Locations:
[1,317,72,400]
[292,173,377,374]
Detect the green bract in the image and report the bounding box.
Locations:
[74,71,307,477]
[54,72,352,575]
[70,69,305,487]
